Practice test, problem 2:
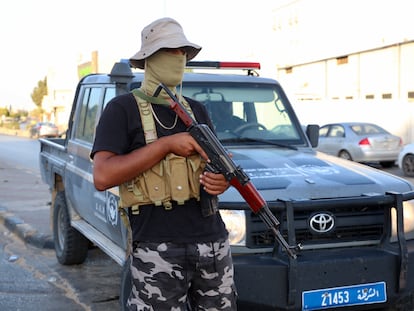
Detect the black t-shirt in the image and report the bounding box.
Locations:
[91,93,228,243]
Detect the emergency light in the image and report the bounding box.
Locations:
[186,61,260,70]
[186,61,260,76]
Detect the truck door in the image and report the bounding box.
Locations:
[65,85,125,247]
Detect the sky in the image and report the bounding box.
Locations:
[0,0,276,110]
[1,0,413,111]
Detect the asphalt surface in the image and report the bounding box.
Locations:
[0,158,54,249]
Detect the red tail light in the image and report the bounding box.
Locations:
[359,138,370,146]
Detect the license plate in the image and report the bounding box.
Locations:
[302,281,386,310]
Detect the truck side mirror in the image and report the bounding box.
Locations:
[109,62,134,84]
[306,124,319,148]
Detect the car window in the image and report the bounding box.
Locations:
[74,87,101,143]
[351,125,363,135]
[350,124,386,135]
[181,82,302,142]
[319,126,329,137]
[103,87,116,109]
[42,122,55,127]
[328,125,345,138]
[366,124,386,134]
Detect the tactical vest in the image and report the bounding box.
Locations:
[118,89,206,214]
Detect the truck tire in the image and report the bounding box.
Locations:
[53,191,89,265]
[119,256,132,310]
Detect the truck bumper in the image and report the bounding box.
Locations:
[234,242,414,310]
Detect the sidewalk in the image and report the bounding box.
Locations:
[0,158,54,249]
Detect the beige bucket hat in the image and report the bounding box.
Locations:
[129,17,202,69]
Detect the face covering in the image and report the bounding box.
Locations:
[142,50,186,96]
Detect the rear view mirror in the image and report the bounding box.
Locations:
[193,92,224,102]
[306,124,319,148]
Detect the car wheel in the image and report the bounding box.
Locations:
[338,150,352,161]
[402,154,414,177]
[53,191,89,265]
[119,256,132,310]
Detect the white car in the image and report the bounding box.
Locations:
[317,122,402,168]
[398,143,414,177]
[29,122,59,138]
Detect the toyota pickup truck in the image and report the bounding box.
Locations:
[39,60,414,311]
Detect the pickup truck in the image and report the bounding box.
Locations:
[39,60,414,311]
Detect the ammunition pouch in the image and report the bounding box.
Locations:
[119,153,206,214]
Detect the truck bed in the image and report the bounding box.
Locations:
[39,137,67,190]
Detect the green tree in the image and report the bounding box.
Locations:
[31,77,48,108]
[0,107,9,117]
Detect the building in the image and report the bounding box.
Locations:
[270,0,414,143]
[277,41,414,102]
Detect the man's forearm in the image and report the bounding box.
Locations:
[93,138,170,190]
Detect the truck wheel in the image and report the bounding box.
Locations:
[53,191,89,265]
[119,256,132,310]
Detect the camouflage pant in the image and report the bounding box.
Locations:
[127,238,237,311]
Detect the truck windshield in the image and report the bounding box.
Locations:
[182,83,303,144]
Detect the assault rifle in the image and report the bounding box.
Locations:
[153,83,300,259]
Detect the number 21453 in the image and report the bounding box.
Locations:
[322,291,350,306]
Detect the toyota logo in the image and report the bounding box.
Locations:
[309,212,335,234]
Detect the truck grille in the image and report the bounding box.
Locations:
[244,197,390,250]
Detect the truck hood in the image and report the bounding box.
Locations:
[220,147,414,202]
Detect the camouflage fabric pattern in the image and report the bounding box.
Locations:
[127,239,237,310]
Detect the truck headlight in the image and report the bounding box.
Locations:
[391,200,414,241]
[219,210,246,246]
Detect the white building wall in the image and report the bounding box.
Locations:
[271,0,414,144]
[326,56,359,100]
[276,41,414,145]
[278,42,414,102]
[359,47,399,100]
[401,43,414,102]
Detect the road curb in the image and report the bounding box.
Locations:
[0,205,54,249]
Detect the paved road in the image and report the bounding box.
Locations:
[0,137,53,248]
[0,134,121,310]
[0,220,121,311]
[0,223,86,311]
[0,179,52,248]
